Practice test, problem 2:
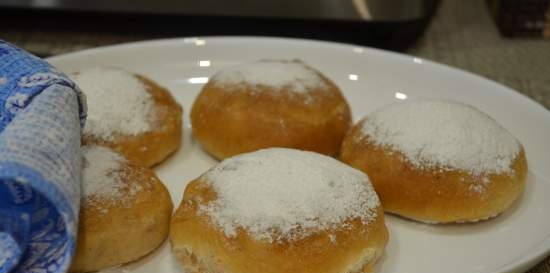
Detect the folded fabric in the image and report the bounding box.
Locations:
[0,41,86,273]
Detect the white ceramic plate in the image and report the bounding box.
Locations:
[48,37,550,273]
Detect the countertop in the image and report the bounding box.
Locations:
[1,0,549,272]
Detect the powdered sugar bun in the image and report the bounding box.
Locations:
[170,148,388,273]
[190,60,352,159]
[72,67,182,167]
[340,99,528,223]
[69,146,173,272]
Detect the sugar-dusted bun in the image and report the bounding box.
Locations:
[190,60,352,159]
[340,99,528,223]
[69,146,173,272]
[170,148,388,273]
[72,67,182,167]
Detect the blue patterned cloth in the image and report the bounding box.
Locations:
[0,41,86,273]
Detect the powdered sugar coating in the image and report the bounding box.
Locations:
[71,67,155,140]
[211,60,328,94]
[200,148,380,242]
[82,146,141,203]
[361,99,521,176]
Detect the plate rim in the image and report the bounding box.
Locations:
[47,36,550,118]
[46,35,550,273]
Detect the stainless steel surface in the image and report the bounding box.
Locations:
[0,0,434,21]
[354,0,431,20]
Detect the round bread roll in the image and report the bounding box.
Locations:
[190,60,352,159]
[170,148,388,273]
[72,67,182,167]
[340,99,528,224]
[69,146,173,272]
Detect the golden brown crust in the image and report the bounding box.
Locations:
[169,178,388,273]
[190,65,352,159]
[83,75,183,167]
[339,122,528,223]
[69,159,174,272]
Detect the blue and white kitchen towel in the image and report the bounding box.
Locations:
[0,41,86,273]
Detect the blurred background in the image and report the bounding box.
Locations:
[0,0,549,52]
[0,0,440,52]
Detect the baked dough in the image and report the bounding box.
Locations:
[340,99,528,223]
[190,60,351,159]
[69,146,173,272]
[170,148,388,273]
[73,67,182,167]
